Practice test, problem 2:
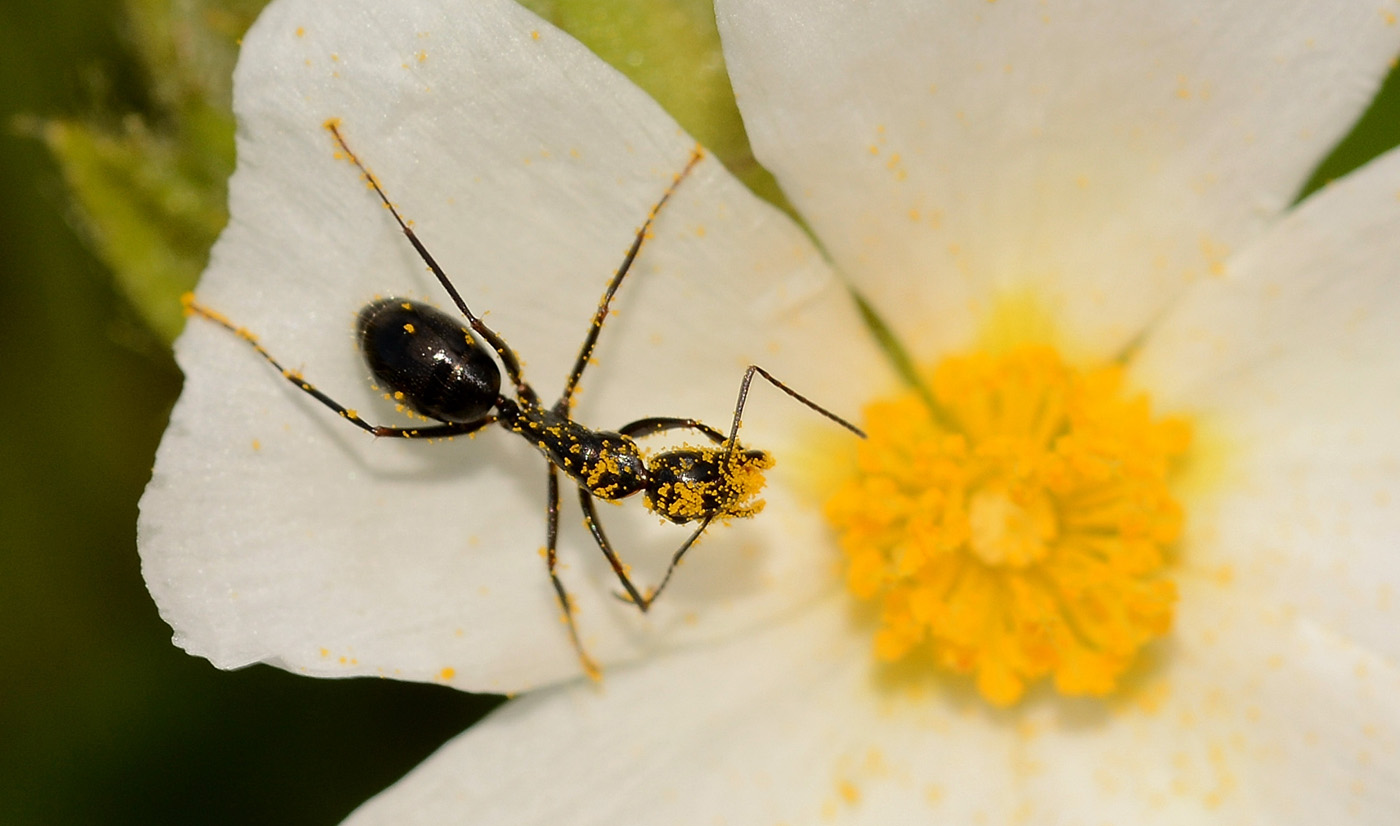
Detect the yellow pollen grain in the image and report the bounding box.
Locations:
[439,667,455,681]
[838,779,860,804]
[1199,235,1230,278]
[826,345,1190,706]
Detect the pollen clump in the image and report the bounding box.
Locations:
[826,346,1190,706]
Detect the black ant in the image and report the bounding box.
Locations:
[185,120,865,678]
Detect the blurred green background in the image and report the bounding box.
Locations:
[1,0,1397,824]
[0,2,501,823]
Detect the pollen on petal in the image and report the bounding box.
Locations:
[826,346,1190,706]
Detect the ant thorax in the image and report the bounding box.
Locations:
[495,401,649,502]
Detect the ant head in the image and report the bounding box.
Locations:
[358,298,502,423]
[643,446,775,525]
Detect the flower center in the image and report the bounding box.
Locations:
[825,345,1191,706]
[966,482,1055,568]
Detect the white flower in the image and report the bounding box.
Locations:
[139,0,1400,823]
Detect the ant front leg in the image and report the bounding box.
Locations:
[631,515,712,611]
[579,470,713,613]
[606,417,740,611]
[576,488,660,613]
[546,465,601,680]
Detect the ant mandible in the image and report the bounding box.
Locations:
[184,120,865,679]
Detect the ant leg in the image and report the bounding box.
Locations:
[627,515,713,611]
[576,488,656,612]
[546,465,601,680]
[581,488,716,613]
[618,416,725,444]
[370,419,497,439]
[186,295,492,439]
[723,365,867,449]
[555,146,706,411]
[325,120,539,405]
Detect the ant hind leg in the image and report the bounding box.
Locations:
[185,294,491,439]
[626,515,713,611]
[579,481,716,613]
[325,121,539,405]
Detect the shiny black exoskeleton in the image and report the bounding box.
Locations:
[186,121,863,678]
[358,298,500,423]
[357,297,768,516]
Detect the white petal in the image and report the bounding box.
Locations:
[340,584,1400,824]
[343,599,1032,826]
[1238,621,1400,823]
[717,0,1400,361]
[139,0,888,693]
[1133,146,1400,663]
[1020,585,1400,823]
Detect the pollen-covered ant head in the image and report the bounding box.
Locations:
[643,446,775,525]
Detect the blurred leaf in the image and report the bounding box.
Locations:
[519,0,787,208]
[1300,60,1400,199]
[43,0,785,345]
[123,0,265,113]
[41,111,227,342]
[39,0,265,344]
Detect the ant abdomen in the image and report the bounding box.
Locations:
[357,298,501,423]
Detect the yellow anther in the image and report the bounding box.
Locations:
[826,346,1189,706]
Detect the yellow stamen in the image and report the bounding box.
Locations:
[826,345,1190,706]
